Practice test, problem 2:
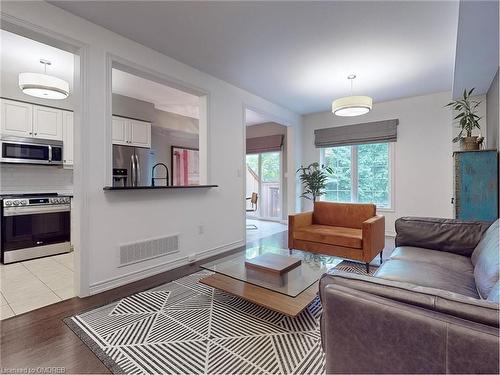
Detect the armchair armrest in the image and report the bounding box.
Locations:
[395,217,491,256]
[288,211,313,229]
[362,215,385,261]
[288,211,313,249]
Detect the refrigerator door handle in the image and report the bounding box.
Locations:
[135,154,141,185]
[131,153,136,186]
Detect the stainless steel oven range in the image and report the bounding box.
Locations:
[1,193,71,264]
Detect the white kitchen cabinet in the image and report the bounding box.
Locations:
[129,119,151,148]
[112,116,129,146]
[0,99,33,137]
[33,105,63,141]
[112,116,151,148]
[62,110,74,168]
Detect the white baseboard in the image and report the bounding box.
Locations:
[88,240,245,295]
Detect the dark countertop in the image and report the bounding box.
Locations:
[103,185,218,191]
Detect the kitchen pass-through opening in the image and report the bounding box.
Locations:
[110,64,208,188]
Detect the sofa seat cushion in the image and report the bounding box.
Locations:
[293,225,362,248]
[390,246,474,274]
[374,259,479,298]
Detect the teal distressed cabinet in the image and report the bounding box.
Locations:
[454,150,498,221]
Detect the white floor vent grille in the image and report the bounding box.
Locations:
[119,235,179,266]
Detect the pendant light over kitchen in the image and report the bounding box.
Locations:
[19,59,70,100]
[332,74,372,117]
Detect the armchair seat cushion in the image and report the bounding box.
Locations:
[293,225,363,249]
[374,259,480,298]
[390,246,474,274]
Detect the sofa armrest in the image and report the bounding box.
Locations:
[395,217,491,256]
[362,215,385,260]
[321,282,499,374]
[288,211,313,249]
[320,271,500,327]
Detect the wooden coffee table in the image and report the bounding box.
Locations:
[199,246,341,317]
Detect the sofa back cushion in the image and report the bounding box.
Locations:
[395,217,490,256]
[313,202,375,229]
[472,219,500,299]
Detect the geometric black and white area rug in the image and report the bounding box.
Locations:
[66,261,376,375]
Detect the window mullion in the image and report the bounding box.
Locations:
[351,145,358,203]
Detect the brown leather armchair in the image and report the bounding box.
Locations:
[288,202,385,272]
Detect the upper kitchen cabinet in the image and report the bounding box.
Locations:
[62,110,74,167]
[129,119,151,148]
[0,98,33,137]
[0,99,64,141]
[112,116,128,146]
[112,115,151,148]
[33,105,63,141]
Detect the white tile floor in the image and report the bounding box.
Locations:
[246,218,287,243]
[0,252,75,320]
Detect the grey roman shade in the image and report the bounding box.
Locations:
[246,135,283,154]
[314,119,399,148]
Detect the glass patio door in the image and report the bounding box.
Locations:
[246,151,281,220]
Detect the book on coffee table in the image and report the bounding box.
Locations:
[244,253,301,274]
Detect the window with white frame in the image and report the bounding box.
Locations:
[320,142,393,209]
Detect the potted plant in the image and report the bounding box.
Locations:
[446,88,482,151]
[297,162,333,202]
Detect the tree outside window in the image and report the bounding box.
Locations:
[321,143,391,209]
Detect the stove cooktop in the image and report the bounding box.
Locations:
[0,193,72,199]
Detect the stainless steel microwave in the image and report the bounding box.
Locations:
[0,136,63,165]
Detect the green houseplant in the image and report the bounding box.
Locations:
[446,88,482,150]
[297,162,333,202]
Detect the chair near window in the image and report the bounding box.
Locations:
[246,193,259,230]
[288,202,385,273]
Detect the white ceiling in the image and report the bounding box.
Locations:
[50,1,460,115]
[245,109,277,126]
[1,29,74,97]
[112,69,200,119]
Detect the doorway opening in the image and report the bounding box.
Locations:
[244,109,287,243]
[0,28,80,319]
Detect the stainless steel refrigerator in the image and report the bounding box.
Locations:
[112,145,167,187]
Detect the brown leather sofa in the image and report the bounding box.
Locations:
[288,202,385,272]
[320,217,500,374]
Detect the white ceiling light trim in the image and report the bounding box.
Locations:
[332,74,372,117]
[18,59,70,100]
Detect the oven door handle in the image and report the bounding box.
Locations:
[3,204,70,216]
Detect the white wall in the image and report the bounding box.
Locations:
[1,2,301,295]
[0,164,73,195]
[302,92,454,235]
[151,126,198,176]
[487,69,499,150]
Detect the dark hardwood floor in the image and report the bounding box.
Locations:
[1,229,392,374]
[0,231,288,374]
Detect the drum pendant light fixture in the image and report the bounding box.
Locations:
[332,74,372,117]
[19,59,70,100]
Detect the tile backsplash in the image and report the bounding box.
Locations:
[0,164,73,195]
